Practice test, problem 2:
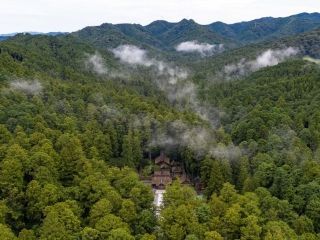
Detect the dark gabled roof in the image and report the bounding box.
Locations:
[155,152,170,165]
[152,175,172,186]
[154,170,171,176]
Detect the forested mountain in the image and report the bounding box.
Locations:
[0,32,67,42]
[190,28,320,79]
[72,12,320,53]
[0,12,320,240]
[72,19,230,52]
[145,19,229,48]
[209,12,320,44]
[0,36,8,41]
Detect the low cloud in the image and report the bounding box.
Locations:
[175,41,224,56]
[111,44,188,84]
[223,47,299,78]
[209,143,242,160]
[108,45,239,159]
[111,44,222,127]
[251,47,298,70]
[85,52,108,75]
[111,45,153,66]
[10,80,43,95]
[85,52,131,79]
[111,45,189,98]
[148,120,241,160]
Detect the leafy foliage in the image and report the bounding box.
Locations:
[1,13,320,239]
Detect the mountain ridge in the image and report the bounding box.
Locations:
[70,12,320,53]
[2,12,320,49]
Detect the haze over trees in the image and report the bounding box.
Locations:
[0,12,320,239]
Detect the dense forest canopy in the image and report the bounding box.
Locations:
[0,12,320,239]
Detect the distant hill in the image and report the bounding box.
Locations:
[72,12,320,52]
[0,36,8,41]
[209,12,320,44]
[72,22,166,50]
[146,19,230,47]
[72,18,234,52]
[3,13,319,49]
[0,32,68,41]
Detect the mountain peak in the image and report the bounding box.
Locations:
[179,18,196,24]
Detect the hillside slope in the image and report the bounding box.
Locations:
[209,12,320,44]
[0,14,320,239]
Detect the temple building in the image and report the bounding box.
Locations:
[151,152,190,189]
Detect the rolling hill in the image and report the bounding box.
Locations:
[209,12,320,44]
[71,12,320,53]
[0,12,320,239]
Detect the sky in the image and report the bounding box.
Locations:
[1,0,320,34]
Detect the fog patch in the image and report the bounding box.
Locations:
[149,120,241,160]
[112,45,153,66]
[85,52,130,79]
[85,52,108,75]
[10,80,43,95]
[303,56,320,65]
[251,47,298,70]
[175,41,224,56]
[209,143,242,160]
[124,114,240,162]
[111,44,188,84]
[111,44,221,127]
[100,105,123,121]
[223,47,298,79]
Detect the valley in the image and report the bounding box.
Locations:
[0,11,320,240]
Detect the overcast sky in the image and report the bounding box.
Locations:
[1,0,320,34]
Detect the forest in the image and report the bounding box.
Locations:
[0,13,320,240]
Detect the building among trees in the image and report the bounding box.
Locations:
[152,152,190,189]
